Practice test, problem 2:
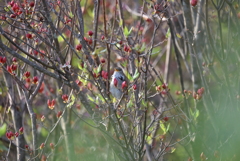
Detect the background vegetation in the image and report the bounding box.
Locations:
[0,0,240,160]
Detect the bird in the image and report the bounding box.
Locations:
[110,67,127,100]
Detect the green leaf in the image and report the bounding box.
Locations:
[132,69,140,80]
[128,27,133,36]
[97,65,102,73]
[119,19,123,27]
[160,122,170,135]
[127,100,133,108]
[0,123,7,137]
[176,33,182,38]
[142,100,147,107]
[194,109,199,120]
[123,26,133,37]
[140,43,146,52]
[68,12,74,18]
[123,26,129,36]
[87,9,94,18]
[125,71,133,82]
[87,94,95,102]
[57,33,66,43]
[166,123,170,132]
[171,147,176,153]
[160,122,166,134]
[166,28,170,38]
[4,6,10,12]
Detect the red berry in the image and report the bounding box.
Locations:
[15,132,19,137]
[0,15,6,20]
[9,1,15,7]
[10,64,17,71]
[161,90,167,96]
[41,115,45,122]
[25,145,29,149]
[132,84,137,90]
[12,57,17,62]
[190,0,198,7]
[0,56,7,64]
[6,131,14,140]
[12,3,20,13]
[124,45,130,52]
[50,143,54,149]
[156,85,161,92]
[62,94,68,103]
[76,44,82,51]
[33,76,38,84]
[197,87,205,95]
[29,1,34,7]
[40,143,45,149]
[26,33,33,39]
[25,78,31,83]
[101,35,105,40]
[76,80,82,86]
[101,71,108,80]
[88,30,93,36]
[163,117,169,121]
[56,111,62,118]
[161,83,168,89]
[24,71,31,78]
[10,14,16,18]
[47,99,56,109]
[119,40,123,45]
[100,58,106,64]
[88,38,93,45]
[33,50,38,55]
[19,127,24,134]
[7,66,13,74]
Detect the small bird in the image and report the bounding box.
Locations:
[110,67,127,100]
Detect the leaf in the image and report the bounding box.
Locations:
[166,123,170,132]
[160,122,166,134]
[123,26,129,37]
[128,27,133,35]
[124,26,133,37]
[87,94,95,102]
[125,71,133,82]
[119,19,123,27]
[166,28,171,38]
[171,147,176,153]
[68,12,74,18]
[142,100,147,107]
[97,65,102,73]
[127,100,133,108]
[66,95,75,108]
[132,69,140,80]
[57,33,66,43]
[4,6,10,12]
[194,109,199,120]
[140,43,146,52]
[0,123,7,137]
[176,33,182,38]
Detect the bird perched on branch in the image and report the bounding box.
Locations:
[110,67,128,100]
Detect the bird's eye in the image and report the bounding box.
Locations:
[119,76,124,81]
